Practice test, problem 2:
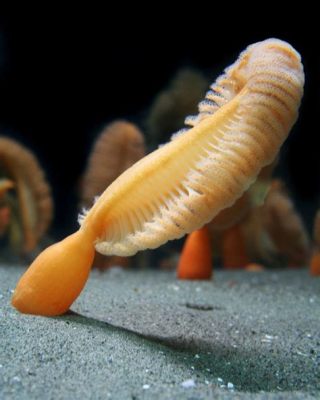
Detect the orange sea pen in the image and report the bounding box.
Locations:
[12,39,304,315]
[208,191,252,232]
[310,253,320,276]
[178,193,251,278]
[177,226,212,279]
[0,137,53,253]
[177,163,276,279]
[222,224,250,269]
[245,263,265,272]
[216,164,276,268]
[216,162,276,268]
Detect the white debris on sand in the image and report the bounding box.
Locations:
[181,379,196,388]
[142,384,150,390]
[265,335,275,340]
[262,334,278,343]
[168,284,180,291]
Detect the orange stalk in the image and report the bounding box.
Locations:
[311,211,320,276]
[245,263,265,272]
[0,206,11,235]
[310,252,320,276]
[11,229,95,316]
[222,224,249,269]
[177,226,212,280]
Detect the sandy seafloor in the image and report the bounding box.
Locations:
[0,265,319,400]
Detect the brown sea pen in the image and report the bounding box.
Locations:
[81,121,146,209]
[146,68,208,145]
[80,121,146,268]
[310,211,320,276]
[263,180,310,267]
[0,137,53,253]
[0,179,14,236]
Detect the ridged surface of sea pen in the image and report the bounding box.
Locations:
[0,137,53,252]
[81,121,146,209]
[80,39,304,257]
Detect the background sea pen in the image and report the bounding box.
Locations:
[310,211,320,276]
[145,68,208,147]
[80,121,146,209]
[0,137,53,255]
[80,120,146,269]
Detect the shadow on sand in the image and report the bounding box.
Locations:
[54,310,318,393]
